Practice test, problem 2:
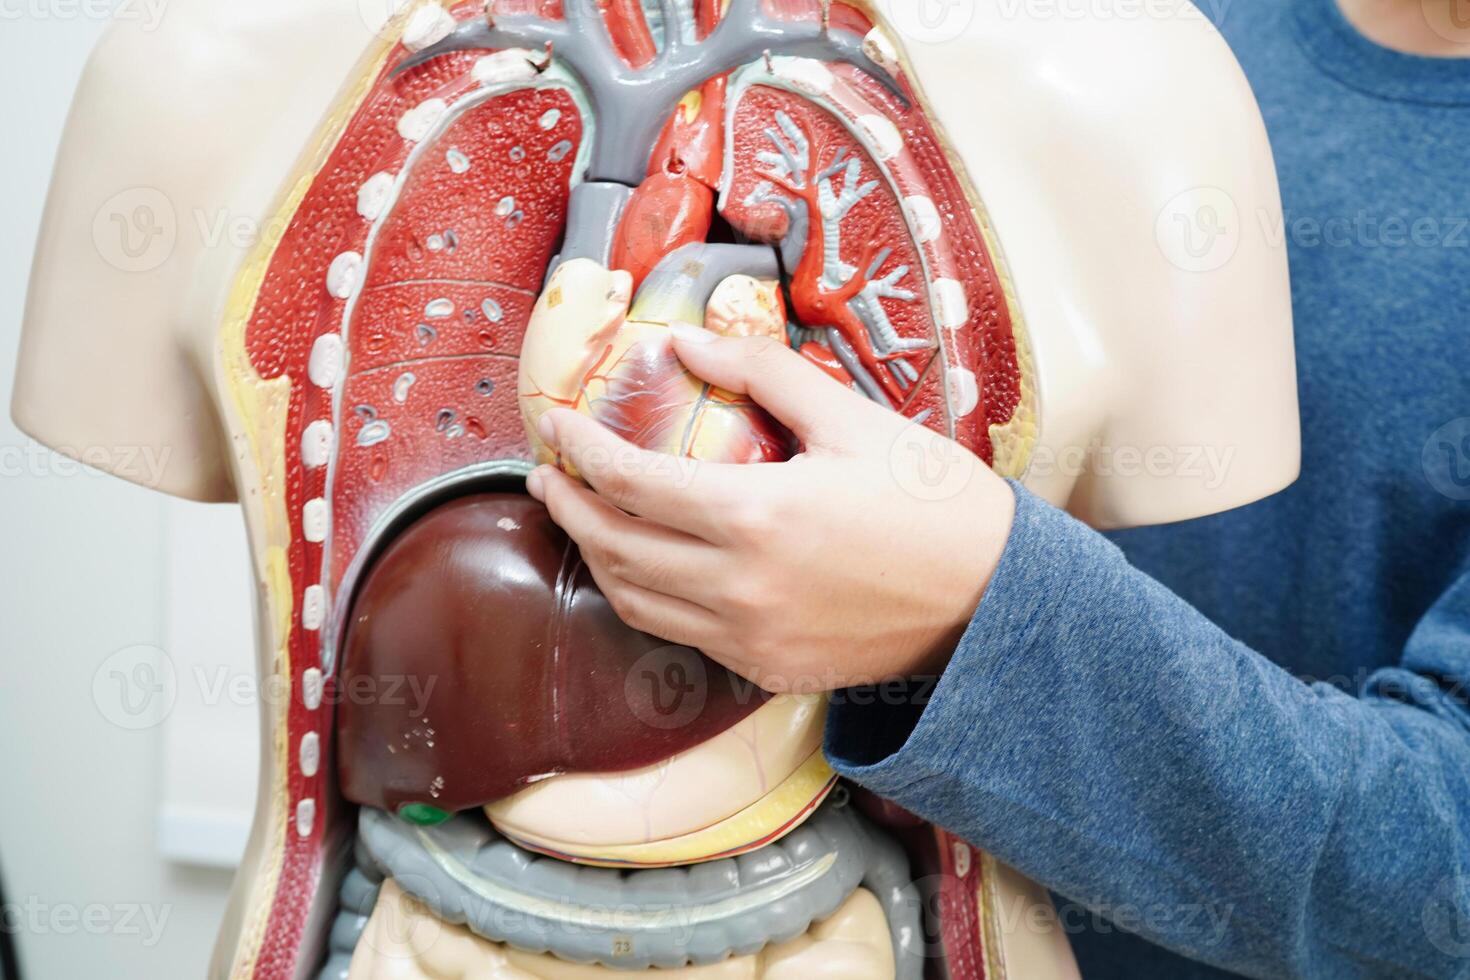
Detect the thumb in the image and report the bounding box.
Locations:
[669,323,881,450]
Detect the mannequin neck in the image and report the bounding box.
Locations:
[1336,0,1470,57]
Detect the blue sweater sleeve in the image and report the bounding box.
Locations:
[825,482,1470,979]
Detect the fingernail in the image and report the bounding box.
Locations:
[525,467,546,500]
[671,321,717,344]
[537,412,557,447]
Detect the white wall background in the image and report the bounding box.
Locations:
[0,8,259,977]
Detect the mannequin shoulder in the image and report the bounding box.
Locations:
[81,0,378,106]
[13,0,381,503]
[904,1,1271,170]
[894,3,1300,527]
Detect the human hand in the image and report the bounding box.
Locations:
[525,324,1016,693]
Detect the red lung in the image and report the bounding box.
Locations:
[326,83,579,598]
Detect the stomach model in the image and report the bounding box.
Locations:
[222,1,1037,978]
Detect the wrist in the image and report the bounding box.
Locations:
[913,473,1017,678]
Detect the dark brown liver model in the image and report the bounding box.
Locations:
[336,493,768,819]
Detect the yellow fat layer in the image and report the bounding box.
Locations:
[212,6,408,975]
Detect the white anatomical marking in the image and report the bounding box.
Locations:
[302,584,325,631]
[538,108,561,130]
[952,840,973,878]
[401,3,456,53]
[446,147,470,174]
[302,668,324,711]
[299,731,321,778]
[495,196,516,217]
[863,26,899,70]
[903,195,942,244]
[471,49,539,87]
[356,172,395,221]
[855,114,903,161]
[326,251,363,300]
[425,298,454,318]
[302,498,329,543]
[947,367,979,418]
[307,333,343,388]
[357,418,392,447]
[296,798,315,839]
[397,97,448,142]
[931,278,970,330]
[770,56,834,96]
[393,372,417,403]
[300,420,334,468]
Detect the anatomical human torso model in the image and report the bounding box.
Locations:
[13,0,1299,977]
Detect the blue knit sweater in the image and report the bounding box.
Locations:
[826,1,1470,976]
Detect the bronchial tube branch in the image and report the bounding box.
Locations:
[395,0,906,185]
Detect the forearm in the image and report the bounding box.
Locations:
[826,483,1470,978]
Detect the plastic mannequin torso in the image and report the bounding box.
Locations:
[12,2,1299,978]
